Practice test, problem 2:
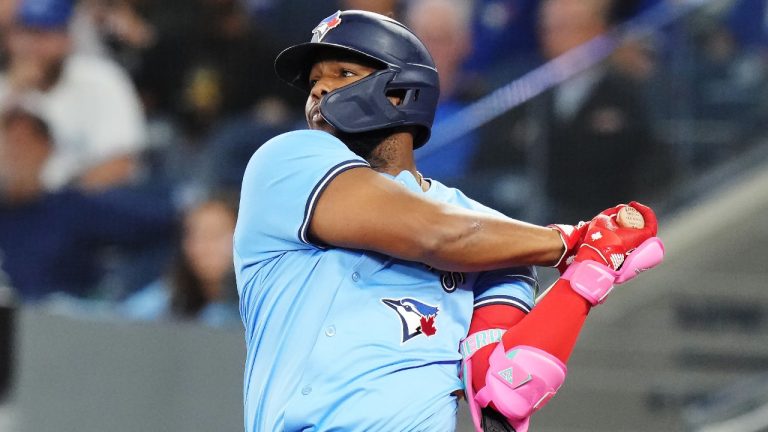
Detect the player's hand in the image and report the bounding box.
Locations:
[548,221,589,273]
[575,202,658,270]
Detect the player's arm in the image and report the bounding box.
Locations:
[462,203,664,432]
[310,167,564,272]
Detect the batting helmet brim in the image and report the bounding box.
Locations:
[274,42,388,93]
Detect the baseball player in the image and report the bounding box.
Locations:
[234,10,663,432]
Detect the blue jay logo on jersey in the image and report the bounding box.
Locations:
[382,298,439,343]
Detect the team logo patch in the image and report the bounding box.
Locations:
[382,298,439,343]
[312,10,342,41]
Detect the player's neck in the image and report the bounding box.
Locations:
[367,131,425,190]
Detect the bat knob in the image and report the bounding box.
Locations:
[616,206,644,229]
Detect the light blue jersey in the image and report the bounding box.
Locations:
[234,130,537,432]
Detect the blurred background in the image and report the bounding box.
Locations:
[0,0,767,430]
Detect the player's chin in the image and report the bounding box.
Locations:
[308,119,337,135]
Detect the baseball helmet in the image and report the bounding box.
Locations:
[274,10,440,148]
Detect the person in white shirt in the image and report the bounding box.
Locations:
[0,0,147,191]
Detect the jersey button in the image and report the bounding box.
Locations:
[301,385,312,395]
[325,325,336,337]
[351,272,360,282]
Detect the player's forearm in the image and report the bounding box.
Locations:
[416,206,563,272]
[310,167,563,270]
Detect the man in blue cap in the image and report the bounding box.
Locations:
[0,0,147,192]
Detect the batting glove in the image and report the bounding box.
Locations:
[575,202,658,270]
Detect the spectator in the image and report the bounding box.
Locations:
[687,19,767,166]
[107,0,300,126]
[174,0,293,135]
[464,0,539,74]
[408,0,482,184]
[116,0,300,203]
[0,0,147,192]
[475,0,668,222]
[69,0,157,66]
[120,194,240,328]
[541,0,668,222]
[0,103,175,302]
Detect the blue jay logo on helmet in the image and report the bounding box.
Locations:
[312,10,342,42]
[382,297,439,343]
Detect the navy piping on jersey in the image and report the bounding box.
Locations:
[298,159,370,246]
[473,295,532,313]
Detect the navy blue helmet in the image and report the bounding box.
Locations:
[274,10,440,148]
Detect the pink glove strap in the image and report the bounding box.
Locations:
[561,260,616,305]
[562,237,666,305]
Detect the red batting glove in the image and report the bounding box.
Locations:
[575,202,658,270]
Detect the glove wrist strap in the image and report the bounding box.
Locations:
[547,225,570,269]
[561,260,616,306]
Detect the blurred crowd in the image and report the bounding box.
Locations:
[0,0,767,327]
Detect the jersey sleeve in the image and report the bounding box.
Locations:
[234,130,369,262]
[473,266,539,313]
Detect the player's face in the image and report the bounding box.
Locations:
[305,59,378,134]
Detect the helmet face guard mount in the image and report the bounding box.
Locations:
[274,10,440,148]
